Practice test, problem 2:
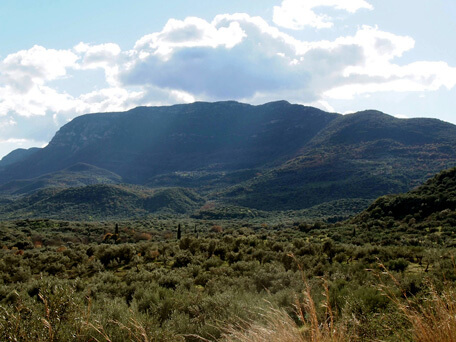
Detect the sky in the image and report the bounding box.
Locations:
[0,0,455,159]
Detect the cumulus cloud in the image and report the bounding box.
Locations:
[1,14,455,121]
[0,45,80,117]
[323,27,456,99]
[134,17,246,58]
[122,15,315,100]
[121,15,456,106]
[0,45,78,93]
[1,9,456,158]
[74,42,122,86]
[273,0,373,29]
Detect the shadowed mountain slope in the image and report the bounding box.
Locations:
[218,111,456,210]
[0,101,336,185]
[0,101,455,216]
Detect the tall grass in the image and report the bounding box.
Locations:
[379,261,456,342]
[220,255,349,342]
[2,263,456,341]
[403,284,456,342]
[219,306,306,342]
[220,260,456,342]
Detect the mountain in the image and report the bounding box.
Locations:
[0,101,455,218]
[0,185,204,220]
[0,147,41,168]
[0,101,336,185]
[218,110,456,210]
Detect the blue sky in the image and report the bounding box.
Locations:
[0,0,455,158]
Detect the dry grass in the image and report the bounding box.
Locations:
[405,284,456,342]
[219,306,306,342]
[218,294,348,342]
[386,281,456,342]
[219,254,349,342]
[379,261,456,342]
[219,258,456,342]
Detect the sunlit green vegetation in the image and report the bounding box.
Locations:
[0,216,454,341]
[0,167,456,341]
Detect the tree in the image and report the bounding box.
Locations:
[177,224,182,240]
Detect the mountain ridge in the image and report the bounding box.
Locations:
[0,101,338,184]
[0,100,455,217]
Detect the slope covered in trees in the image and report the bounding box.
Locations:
[0,185,204,220]
[349,167,456,246]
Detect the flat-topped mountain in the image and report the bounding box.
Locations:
[0,101,336,184]
[0,101,455,217]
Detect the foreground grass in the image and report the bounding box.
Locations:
[0,221,455,341]
[1,268,455,341]
[221,271,456,342]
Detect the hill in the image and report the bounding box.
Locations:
[0,163,122,195]
[0,147,40,168]
[354,166,456,225]
[343,166,456,246]
[0,184,204,220]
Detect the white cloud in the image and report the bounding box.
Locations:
[74,42,122,86]
[77,87,144,113]
[273,0,373,29]
[0,12,455,136]
[323,27,456,99]
[393,113,410,119]
[0,45,78,93]
[0,84,77,117]
[121,15,456,107]
[133,17,246,59]
[121,15,317,100]
[305,100,335,112]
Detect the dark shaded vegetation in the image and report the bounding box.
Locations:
[0,163,121,195]
[352,167,456,247]
[0,185,205,220]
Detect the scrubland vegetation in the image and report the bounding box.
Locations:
[0,216,454,341]
[1,167,456,341]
